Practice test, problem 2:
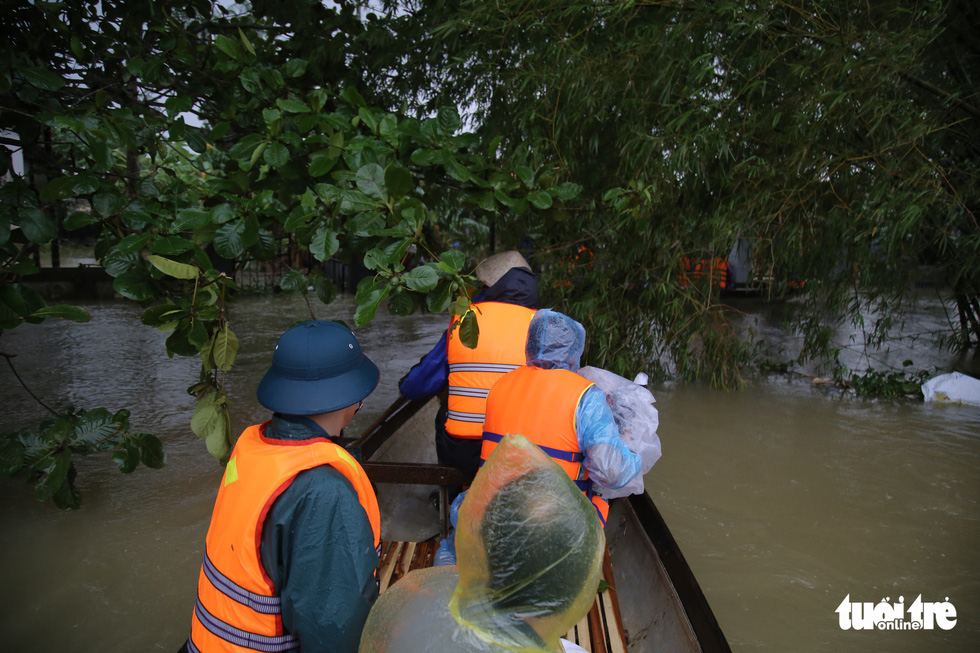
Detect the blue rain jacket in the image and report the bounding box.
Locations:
[526,310,641,490]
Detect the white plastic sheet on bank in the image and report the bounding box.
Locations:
[578,366,662,499]
[921,372,980,407]
[358,434,605,653]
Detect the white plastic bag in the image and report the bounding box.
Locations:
[578,366,662,499]
[921,372,980,407]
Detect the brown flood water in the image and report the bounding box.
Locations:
[0,293,978,652]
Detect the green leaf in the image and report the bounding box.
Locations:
[454,294,471,317]
[527,190,553,209]
[137,434,166,469]
[112,446,140,474]
[188,319,209,349]
[459,309,480,349]
[0,436,26,477]
[341,86,367,108]
[436,106,461,136]
[284,58,308,78]
[276,98,312,113]
[248,141,268,169]
[150,235,196,256]
[214,34,244,61]
[166,323,199,357]
[278,269,308,292]
[310,273,337,305]
[229,133,264,163]
[309,154,337,177]
[72,174,101,195]
[35,450,72,502]
[70,409,122,452]
[147,254,200,280]
[387,289,414,316]
[191,393,225,441]
[385,165,414,199]
[284,206,314,231]
[212,325,239,371]
[141,303,182,327]
[30,305,91,322]
[205,428,230,462]
[18,208,58,243]
[514,166,535,186]
[238,26,255,55]
[356,164,388,201]
[404,265,439,292]
[120,203,153,229]
[355,276,381,303]
[209,204,237,225]
[426,281,453,313]
[310,225,339,262]
[383,237,413,262]
[21,65,65,91]
[264,142,289,168]
[379,114,399,147]
[63,210,98,231]
[547,182,583,201]
[174,209,211,231]
[475,192,497,212]
[0,283,45,329]
[113,270,155,301]
[440,250,466,272]
[213,220,250,258]
[363,248,388,271]
[101,250,138,277]
[354,285,389,327]
[116,233,153,254]
[39,176,76,202]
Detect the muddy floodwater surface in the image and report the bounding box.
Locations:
[1,293,978,652]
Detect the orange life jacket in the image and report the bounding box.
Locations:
[445,302,536,439]
[188,423,380,652]
[480,366,610,524]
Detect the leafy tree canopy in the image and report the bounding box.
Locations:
[2,0,978,507]
[0,0,579,505]
[365,0,980,384]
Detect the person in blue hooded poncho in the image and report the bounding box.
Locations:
[432,309,642,566]
[478,309,642,525]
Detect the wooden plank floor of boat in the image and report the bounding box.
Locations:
[378,539,628,653]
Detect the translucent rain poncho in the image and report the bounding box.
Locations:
[358,435,605,653]
[578,366,662,499]
[526,310,641,490]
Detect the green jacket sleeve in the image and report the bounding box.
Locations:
[260,465,379,652]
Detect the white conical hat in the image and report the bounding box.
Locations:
[474,250,531,287]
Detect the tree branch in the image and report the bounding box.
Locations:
[899,72,980,121]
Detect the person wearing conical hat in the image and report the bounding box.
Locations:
[183,321,381,653]
[398,251,538,486]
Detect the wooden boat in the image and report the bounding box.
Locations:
[350,397,731,653]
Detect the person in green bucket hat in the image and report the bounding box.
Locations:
[182,320,382,653]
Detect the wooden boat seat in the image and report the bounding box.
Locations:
[377,539,628,653]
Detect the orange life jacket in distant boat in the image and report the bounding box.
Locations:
[187,423,380,653]
[480,365,609,525]
[444,302,536,439]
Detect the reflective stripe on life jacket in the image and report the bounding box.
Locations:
[445,302,536,439]
[480,366,609,524]
[189,423,380,652]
